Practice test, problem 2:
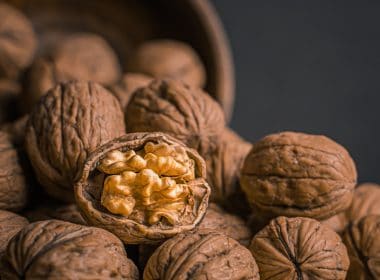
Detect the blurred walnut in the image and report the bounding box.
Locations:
[1,220,139,279]
[241,131,357,220]
[125,79,225,158]
[343,215,380,279]
[205,127,252,204]
[109,73,153,111]
[323,183,380,233]
[0,210,28,257]
[144,230,259,280]
[0,80,21,124]
[75,132,210,244]
[0,3,37,79]
[23,33,121,111]
[25,203,85,225]
[0,115,28,146]
[250,216,349,280]
[128,40,206,88]
[0,131,29,212]
[197,203,252,246]
[25,81,125,202]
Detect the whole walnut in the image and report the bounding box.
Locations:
[0,210,28,257]
[342,215,380,279]
[0,3,37,79]
[323,183,380,233]
[109,73,153,111]
[128,40,206,88]
[250,216,349,280]
[125,79,226,158]
[0,220,139,279]
[0,80,20,124]
[23,33,121,110]
[25,203,86,225]
[241,131,357,220]
[144,230,259,280]
[0,131,29,211]
[75,132,211,244]
[25,81,126,202]
[205,127,252,204]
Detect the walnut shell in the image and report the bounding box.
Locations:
[25,81,125,202]
[241,131,357,220]
[342,215,380,279]
[0,131,29,211]
[205,127,252,204]
[0,3,37,79]
[75,132,211,244]
[0,80,20,124]
[128,40,206,88]
[323,183,380,233]
[125,79,225,158]
[250,216,349,280]
[25,203,86,225]
[143,230,259,280]
[0,210,28,257]
[23,33,121,110]
[109,73,153,112]
[0,220,139,279]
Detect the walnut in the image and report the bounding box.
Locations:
[109,73,153,111]
[125,79,225,158]
[197,203,252,246]
[0,220,139,279]
[0,210,28,257]
[0,80,20,124]
[241,131,357,220]
[143,229,259,280]
[0,114,28,146]
[25,81,126,202]
[250,216,349,280]
[323,183,380,233]
[128,40,206,88]
[0,3,37,79]
[342,215,380,279]
[25,203,86,225]
[75,132,210,244]
[205,127,252,204]
[23,33,121,110]
[0,131,29,212]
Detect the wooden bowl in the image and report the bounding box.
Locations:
[6,0,235,121]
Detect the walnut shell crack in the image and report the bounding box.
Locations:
[241,131,357,220]
[25,81,126,202]
[75,132,210,244]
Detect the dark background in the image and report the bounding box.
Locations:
[211,1,380,184]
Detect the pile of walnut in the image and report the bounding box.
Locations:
[0,3,378,280]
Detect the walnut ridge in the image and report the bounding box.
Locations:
[241,131,357,220]
[75,132,210,244]
[0,210,28,257]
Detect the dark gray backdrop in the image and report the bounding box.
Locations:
[211,0,380,183]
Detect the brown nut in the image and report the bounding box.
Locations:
[25,81,125,202]
[125,79,225,157]
[241,131,357,220]
[109,73,153,111]
[143,229,259,280]
[0,220,139,279]
[0,210,28,257]
[0,131,29,211]
[250,216,349,280]
[197,203,252,246]
[0,3,37,79]
[75,132,210,244]
[323,183,380,233]
[23,33,121,110]
[342,215,380,279]
[205,127,252,204]
[128,40,206,88]
[25,203,86,225]
[0,80,21,124]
